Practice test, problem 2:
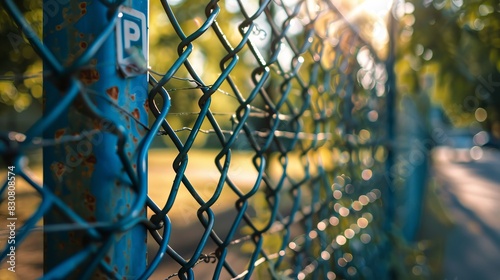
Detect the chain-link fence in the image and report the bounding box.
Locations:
[1,0,402,279]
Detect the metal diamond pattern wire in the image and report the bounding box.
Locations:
[0,0,391,279]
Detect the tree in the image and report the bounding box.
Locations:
[397,0,500,137]
[0,1,42,114]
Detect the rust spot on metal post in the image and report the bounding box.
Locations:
[131,108,140,119]
[50,162,67,181]
[85,193,96,203]
[86,155,97,163]
[106,86,119,100]
[79,69,100,85]
[55,129,66,140]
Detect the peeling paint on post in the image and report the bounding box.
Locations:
[43,0,148,278]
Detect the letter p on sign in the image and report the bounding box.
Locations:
[116,6,147,77]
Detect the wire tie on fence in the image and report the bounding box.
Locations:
[143,219,163,231]
[199,252,217,264]
[163,252,217,280]
[252,23,267,40]
[149,214,165,230]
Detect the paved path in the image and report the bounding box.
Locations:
[433,147,500,280]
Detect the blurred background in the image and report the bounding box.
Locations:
[1,0,500,279]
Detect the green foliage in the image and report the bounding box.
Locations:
[0,1,42,113]
[397,0,500,130]
[149,1,267,147]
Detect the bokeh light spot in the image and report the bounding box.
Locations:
[475,108,487,122]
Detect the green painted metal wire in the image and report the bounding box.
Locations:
[0,0,394,279]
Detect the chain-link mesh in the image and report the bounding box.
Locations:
[1,0,395,279]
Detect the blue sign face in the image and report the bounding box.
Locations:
[116,6,147,77]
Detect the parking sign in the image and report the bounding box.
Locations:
[116,6,147,77]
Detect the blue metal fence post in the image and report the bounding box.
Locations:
[43,0,148,278]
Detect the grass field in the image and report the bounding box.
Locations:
[147,148,261,225]
[0,148,264,278]
[0,148,263,225]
